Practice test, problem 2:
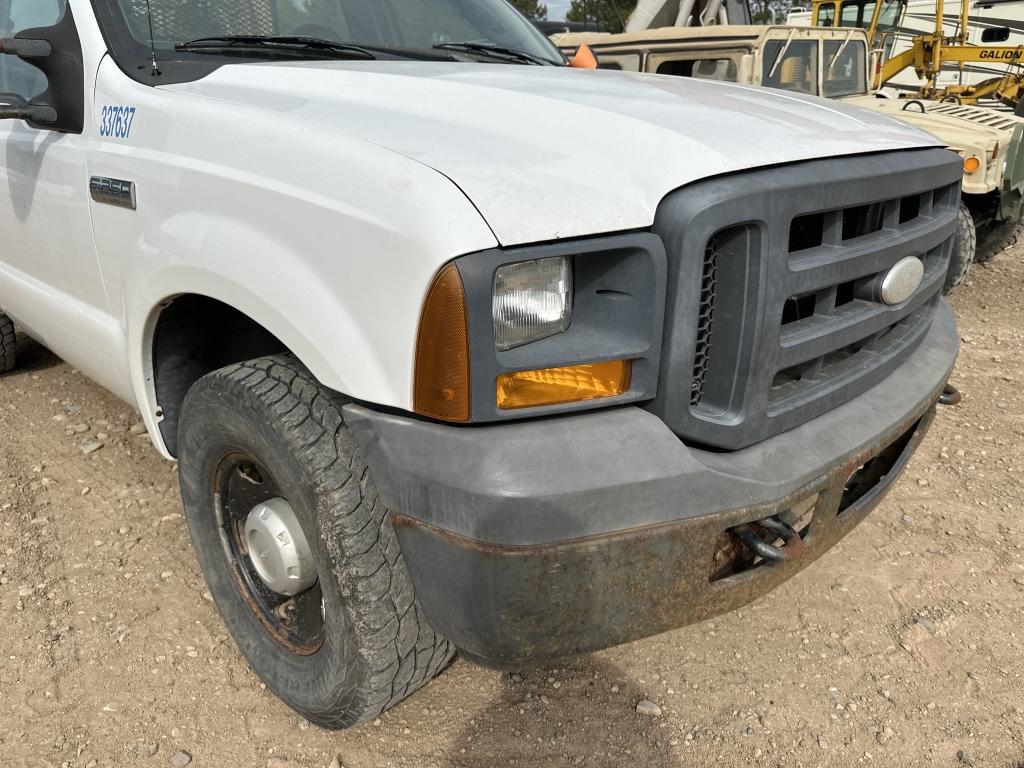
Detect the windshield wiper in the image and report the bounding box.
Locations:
[175,36,377,60]
[767,28,797,79]
[827,29,856,70]
[433,42,555,66]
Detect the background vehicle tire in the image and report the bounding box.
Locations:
[945,202,976,295]
[974,218,1022,264]
[0,312,16,374]
[177,355,454,729]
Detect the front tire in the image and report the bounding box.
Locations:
[945,202,976,295]
[177,355,454,729]
[0,312,16,374]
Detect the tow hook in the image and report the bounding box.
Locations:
[732,515,804,563]
[939,384,962,406]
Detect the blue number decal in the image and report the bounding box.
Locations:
[99,105,137,139]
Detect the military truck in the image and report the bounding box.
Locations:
[553,24,1024,292]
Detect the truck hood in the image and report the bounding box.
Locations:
[165,62,942,245]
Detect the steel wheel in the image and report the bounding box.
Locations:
[213,451,325,654]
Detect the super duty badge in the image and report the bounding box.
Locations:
[90,176,136,210]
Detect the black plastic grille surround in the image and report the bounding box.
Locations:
[649,148,962,451]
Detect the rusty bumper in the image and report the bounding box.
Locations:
[344,301,959,667]
[392,407,933,667]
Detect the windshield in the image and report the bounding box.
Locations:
[815,2,836,25]
[761,38,867,98]
[762,39,818,94]
[837,0,903,32]
[823,39,866,97]
[816,0,902,34]
[91,0,564,81]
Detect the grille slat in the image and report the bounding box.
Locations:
[768,301,936,415]
[787,208,955,284]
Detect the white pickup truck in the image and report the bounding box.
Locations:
[1,0,961,729]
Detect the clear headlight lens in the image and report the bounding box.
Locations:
[492,256,572,351]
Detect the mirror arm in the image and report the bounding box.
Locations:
[0,104,58,123]
[0,93,57,124]
[0,38,52,58]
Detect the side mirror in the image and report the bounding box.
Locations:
[0,5,83,133]
[981,26,1010,43]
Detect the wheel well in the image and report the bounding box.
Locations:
[961,190,998,226]
[152,295,287,457]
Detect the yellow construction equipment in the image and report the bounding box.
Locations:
[810,0,1024,106]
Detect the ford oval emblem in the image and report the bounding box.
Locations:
[880,257,925,305]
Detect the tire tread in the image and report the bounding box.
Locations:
[0,313,15,374]
[975,218,1022,264]
[945,201,976,295]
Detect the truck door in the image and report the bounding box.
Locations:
[0,0,111,373]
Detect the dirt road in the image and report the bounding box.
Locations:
[1,248,1022,768]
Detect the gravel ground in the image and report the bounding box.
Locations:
[1,246,1022,768]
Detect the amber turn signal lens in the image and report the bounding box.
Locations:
[496,360,631,410]
[414,263,470,422]
[963,155,981,174]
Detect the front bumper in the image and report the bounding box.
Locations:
[344,301,959,667]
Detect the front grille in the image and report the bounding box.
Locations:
[650,149,962,450]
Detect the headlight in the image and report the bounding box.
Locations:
[492,256,572,351]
